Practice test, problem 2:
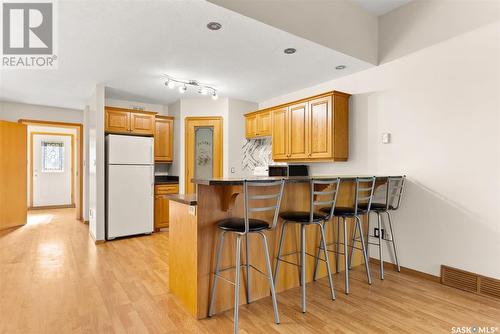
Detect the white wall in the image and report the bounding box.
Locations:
[379,0,500,64]
[0,101,83,123]
[105,98,168,115]
[259,22,500,279]
[228,99,258,177]
[169,100,181,178]
[86,85,106,241]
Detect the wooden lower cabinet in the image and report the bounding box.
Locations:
[154,184,179,230]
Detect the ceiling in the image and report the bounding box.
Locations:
[0,0,375,110]
[352,0,412,16]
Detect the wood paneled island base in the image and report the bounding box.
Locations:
[168,177,383,319]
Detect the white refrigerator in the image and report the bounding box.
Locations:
[106,135,154,240]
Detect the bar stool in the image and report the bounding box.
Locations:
[360,176,405,279]
[273,178,340,313]
[208,179,285,334]
[313,177,375,294]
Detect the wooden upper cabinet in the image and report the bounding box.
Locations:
[268,91,350,162]
[130,112,155,135]
[105,107,156,136]
[245,110,271,139]
[271,107,288,160]
[105,108,130,133]
[245,114,257,138]
[155,116,174,162]
[288,102,309,159]
[308,95,332,159]
[256,112,271,137]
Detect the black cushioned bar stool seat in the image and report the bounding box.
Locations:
[358,203,396,211]
[279,211,328,223]
[218,218,269,232]
[320,206,369,216]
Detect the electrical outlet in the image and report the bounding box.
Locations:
[374,228,385,239]
[230,167,235,173]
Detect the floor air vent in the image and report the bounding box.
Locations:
[441,265,500,300]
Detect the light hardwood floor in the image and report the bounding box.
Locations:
[1,208,499,333]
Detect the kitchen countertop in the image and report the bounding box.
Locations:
[191,175,398,186]
[155,175,179,185]
[167,193,197,205]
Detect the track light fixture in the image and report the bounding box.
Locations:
[164,76,218,99]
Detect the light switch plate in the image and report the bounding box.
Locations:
[188,205,196,216]
[381,132,391,144]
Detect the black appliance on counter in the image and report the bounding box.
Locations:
[268,165,309,177]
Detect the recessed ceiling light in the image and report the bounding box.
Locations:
[335,65,346,70]
[284,48,297,55]
[207,22,222,31]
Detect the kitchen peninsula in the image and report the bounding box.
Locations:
[167,175,391,318]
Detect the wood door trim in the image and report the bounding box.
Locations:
[29,132,75,210]
[19,119,84,220]
[184,117,223,194]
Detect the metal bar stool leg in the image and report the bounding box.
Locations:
[245,234,251,304]
[259,232,280,324]
[208,231,225,317]
[386,211,401,272]
[300,224,306,313]
[313,221,326,281]
[356,215,372,285]
[273,221,287,285]
[319,223,336,300]
[234,235,242,334]
[377,212,384,280]
[336,217,341,273]
[366,213,371,260]
[348,218,359,270]
[343,217,349,294]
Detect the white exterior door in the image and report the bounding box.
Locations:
[32,134,73,207]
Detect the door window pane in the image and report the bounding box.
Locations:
[194,127,213,180]
[42,141,64,172]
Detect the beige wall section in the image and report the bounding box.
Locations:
[86,85,106,241]
[258,22,500,279]
[0,101,83,123]
[208,0,378,64]
[378,0,500,63]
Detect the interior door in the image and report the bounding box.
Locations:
[0,121,27,230]
[32,134,73,207]
[185,117,223,194]
[288,102,309,159]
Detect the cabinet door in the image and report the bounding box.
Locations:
[288,102,308,159]
[105,109,130,133]
[155,118,173,161]
[257,111,271,137]
[154,195,169,229]
[308,95,332,159]
[131,112,155,135]
[245,115,257,139]
[271,107,288,160]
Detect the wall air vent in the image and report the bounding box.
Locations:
[441,265,500,300]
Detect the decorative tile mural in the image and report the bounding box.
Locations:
[242,138,273,171]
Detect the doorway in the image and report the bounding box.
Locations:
[20,119,84,220]
[31,132,74,207]
[184,117,223,194]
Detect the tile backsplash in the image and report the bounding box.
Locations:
[242,138,273,172]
